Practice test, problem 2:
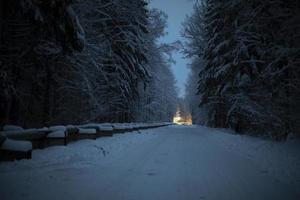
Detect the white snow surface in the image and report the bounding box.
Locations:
[47,130,66,138]
[99,125,113,131]
[3,125,24,131]
[78,123,117,132]
[78,128,97,134]
[112,123,126,130]
[0,129,39,136]
[1,139,32,152]
[49,126,66,132]
[66,125,76,129]
[37,127,50,132]
[0,125,299,200]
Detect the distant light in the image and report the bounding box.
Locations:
[173,116,182,124]
[173,111,193,125]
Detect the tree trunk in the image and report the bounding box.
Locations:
[43,63,51,126]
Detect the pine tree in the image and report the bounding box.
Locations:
[183,0,300,139]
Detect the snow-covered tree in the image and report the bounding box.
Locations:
[132,9,178,122]
[0,0,85,127]
[183,0,300,139]
[0,0,178,127]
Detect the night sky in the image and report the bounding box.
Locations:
[150,0,195,97]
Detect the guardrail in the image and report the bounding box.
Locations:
[0,122,174,161]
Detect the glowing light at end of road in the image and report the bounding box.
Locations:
[173,116,182,124]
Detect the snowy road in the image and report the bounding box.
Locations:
[0,125,299,200]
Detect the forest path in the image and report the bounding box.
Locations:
[0,125,299,200]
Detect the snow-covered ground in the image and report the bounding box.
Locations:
[203,127,300,191]
[0,125,299,200]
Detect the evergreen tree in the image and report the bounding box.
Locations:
[183,0,300,139]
